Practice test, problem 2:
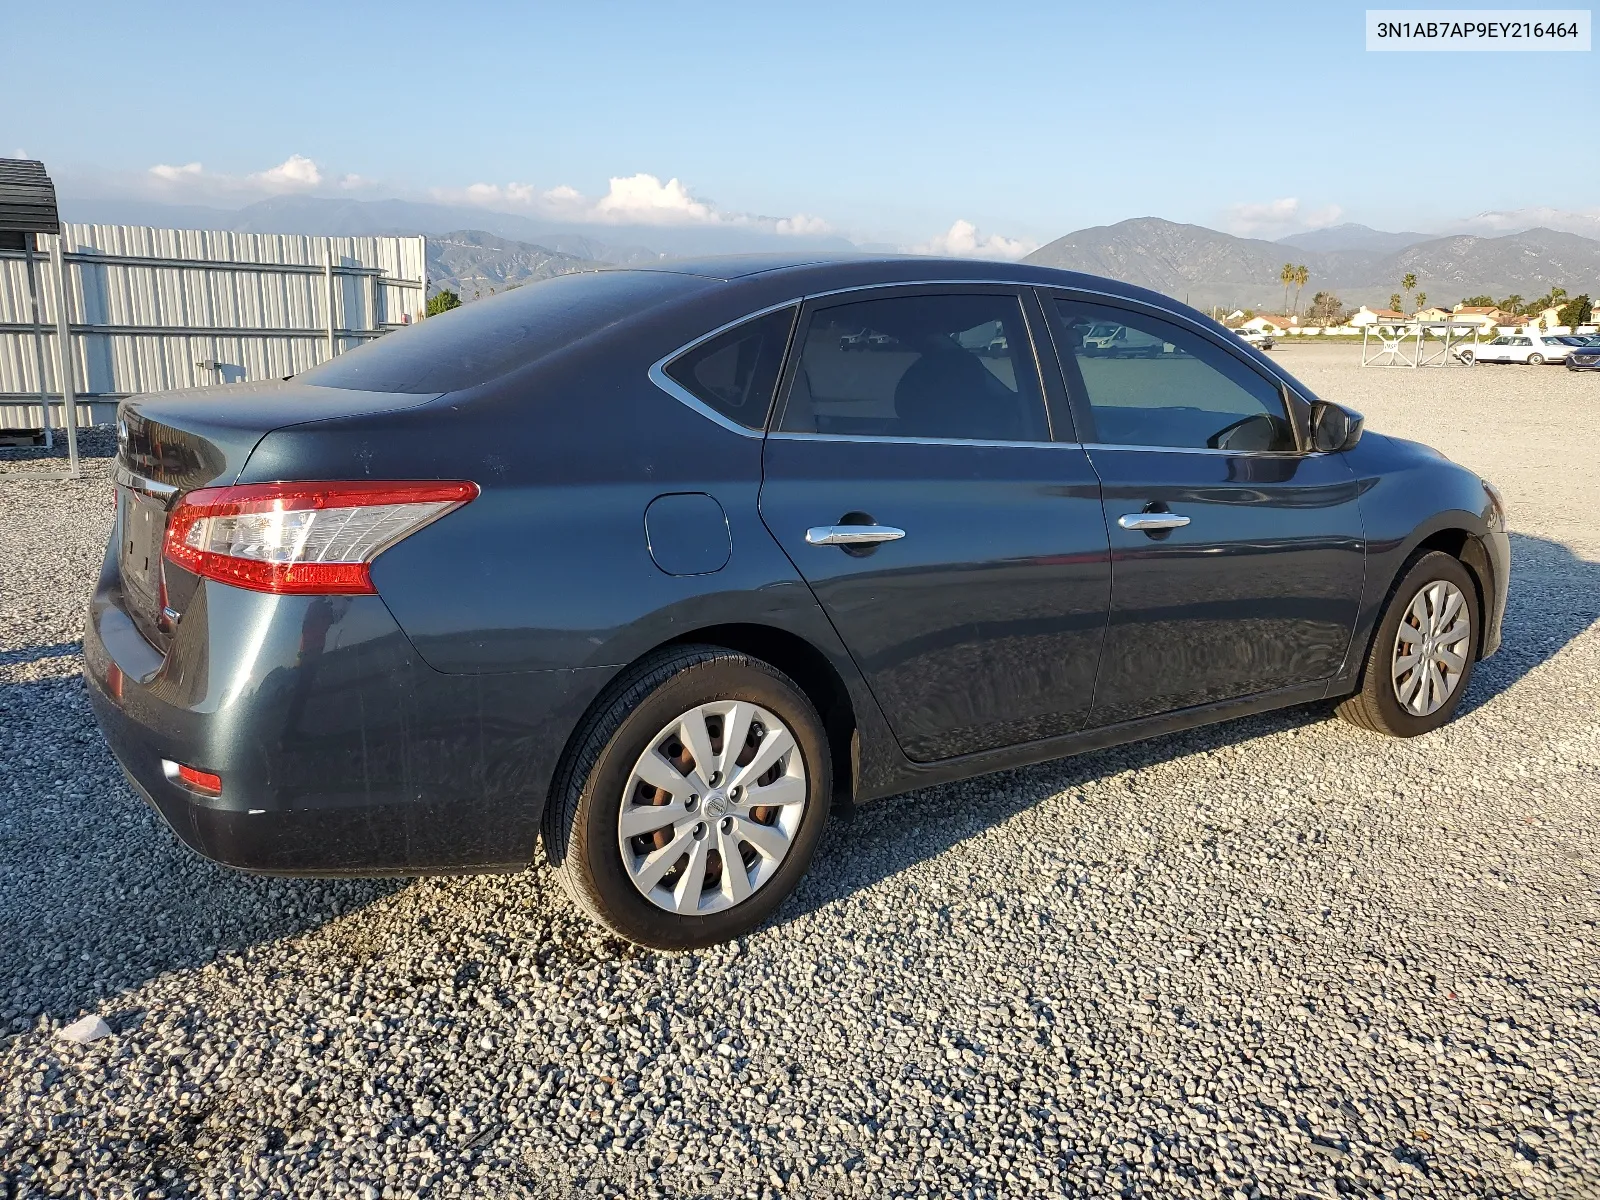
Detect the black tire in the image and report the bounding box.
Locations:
[1528,353,1546,366]
[1336,551,1480,737]
[1458,350,1475,366]
[543,645,832,949]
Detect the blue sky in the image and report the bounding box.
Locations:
[9,0,1597,250]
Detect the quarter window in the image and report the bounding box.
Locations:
[779,293,1049,442]
[663,306,796,431]
[1049,299,1296,453]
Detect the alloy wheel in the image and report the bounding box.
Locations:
[1391,580,1471,717]
[617,701,807,915]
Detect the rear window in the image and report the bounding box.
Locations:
[300,270,708,394]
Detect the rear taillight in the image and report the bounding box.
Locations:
[162,480,478,596]
[163,759,222,797]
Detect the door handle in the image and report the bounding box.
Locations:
[805,524,906,546]
[1117,513,1191,531]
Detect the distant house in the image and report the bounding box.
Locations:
[1449,305,1516,329]
[1523,306,1564,332]
[1412,307,1453,323]
[1349,306,1408,326]
[1239,313,1297,335]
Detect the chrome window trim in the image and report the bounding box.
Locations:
[647,299,803,439]
[1080,442,1322,459]
[769,431,1077,450]
[647,276,1293,440]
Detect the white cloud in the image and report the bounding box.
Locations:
[594,173,715,224]
[149,161,204,183]
[1455,206,1600,239]
[251,154,321,189]
[911,219,1035,261]
[144,154,326,198]
[775,213,833,237]
[433,172,835,238]
[1223,197,1343,239]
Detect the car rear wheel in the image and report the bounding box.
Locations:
[1528,353,1546,366]
[1458,350,1475,365]
[543,645,832,949]
[1336,551,1479,737]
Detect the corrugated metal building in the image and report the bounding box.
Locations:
[1,224,427,428]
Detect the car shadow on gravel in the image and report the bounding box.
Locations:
[1459,531,1600,713]
[0,672,404,1034]
[782,529,1599,926]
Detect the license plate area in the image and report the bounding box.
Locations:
[118,485,170,647]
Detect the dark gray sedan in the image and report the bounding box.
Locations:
[85,255,1510,948]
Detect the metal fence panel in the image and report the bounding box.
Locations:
[0,224,425,427]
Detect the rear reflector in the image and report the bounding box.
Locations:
[162,480,478,596]
[163,759,222,797]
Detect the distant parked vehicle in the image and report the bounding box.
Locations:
[1234,328,1275,350]
[1565,341,1600,371]
[1456,332,1573,366]
[1083,322,1173,357]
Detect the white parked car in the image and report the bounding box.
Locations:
[1456,332,1573,366]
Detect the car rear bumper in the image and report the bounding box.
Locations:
[82,559,616,875]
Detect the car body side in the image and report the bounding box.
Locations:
[82,258,1508,875]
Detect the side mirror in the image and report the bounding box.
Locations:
[1311,401,1364,453]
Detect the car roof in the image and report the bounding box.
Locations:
[608,253,1188,310]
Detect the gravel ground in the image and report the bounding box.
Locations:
[2,350,1597,1199]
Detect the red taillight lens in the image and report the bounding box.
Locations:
[162,480,478,596]
[177,764,222,796]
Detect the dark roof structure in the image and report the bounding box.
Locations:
[0,159,61,235]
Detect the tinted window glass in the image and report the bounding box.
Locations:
[300,270,708,394]
[1050,299,1295,452]
[663,307,796,431]
[779,293,1048,442]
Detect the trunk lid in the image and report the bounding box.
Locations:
[114,380,442,650]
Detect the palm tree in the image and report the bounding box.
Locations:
[1416,291,1427,311]
[1400,272,1417,312]
[1292,265,1309,317]
[1280,263,1296,314]
[1501,294,1523,316]
[1390,293,1404,313]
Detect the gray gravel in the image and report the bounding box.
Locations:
[2,351,1598,1199]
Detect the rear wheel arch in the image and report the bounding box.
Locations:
[659,623,858,807]
[542,623,859,849]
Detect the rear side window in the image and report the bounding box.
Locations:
[662,306,796,431]
[300,270,708,394]
[778,293,1049,442]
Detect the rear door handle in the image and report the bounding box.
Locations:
[805,524,906,546]
[1117,513,1190,531]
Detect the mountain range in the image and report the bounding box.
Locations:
[59,195,1600,312]
[1025,218,1600,310]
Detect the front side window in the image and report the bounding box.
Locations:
[1049,299,1296,453]
[779,293,1049,442]
[663,306,796,431]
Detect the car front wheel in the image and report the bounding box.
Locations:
[544,645,832,949]
[1336,551,1480,737]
